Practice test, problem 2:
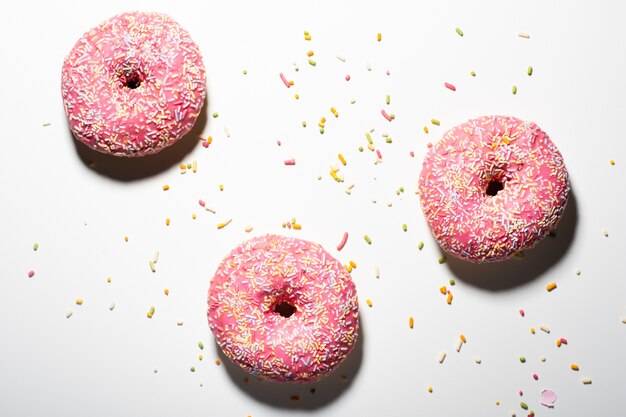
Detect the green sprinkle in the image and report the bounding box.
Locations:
[520,402,528,410]
[385,95,390,105]
[449,279,456,286]
[308,59,317,66]
[438,255,447,264]
[431,118,440,126]
[390,114,395,120]
[519,356,526,363]
[302,121,307,127]
[33,243,39,251]
[456,27,464,37]
[190,367,196,372]
[399,186,405,192]
[187,163,192,169]
[198,341,204,350]
[512,85,517,95]
[364,235,372,245]
[470,71,476,77]
[530,410,535,416]
[212,112,219,118]
[402,224,407,232]
[385,137,392,143]
[418,241,424,250]
[319,128,324,134]
[358,146,364,152]
[365,132,373,144]
[242,69,247,75]
[527,66,533,76]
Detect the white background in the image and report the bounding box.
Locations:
[1,1,625,416]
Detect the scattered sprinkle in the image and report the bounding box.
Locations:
[546,282,557,292]
[610,159,615,165]
[581,377,592,384]
[455,27,464,37]
[520,356,526,363]
[162,184,170,191]
[520,402,528,410]
[42,122,52,127]
[337,232,349,251]
[540,325,551,334]
[533,373,539,380]
[338,154,347,166]
[217,219,233,229]
[377,32,382,42]
[75,298,83,305]
[33,243,39,251]
[190,367,195,372]
[336,55,346,62]
[428,386,433,393]
[409,317,414,329]
[66,311,73,319]
[449,279,456,286]
[212,112,219,118]
[149,260,156,273]
[438,352,447,363]
[215,359,221,366]
[431,118,440,126]
[444,82,456,91]
[198,341,204,350]
[147,306,155,318]
[446,292,453,305]
[512,85,517,94]
[374,266,380,279]
[470,71,476,77]
[177,320,184,326]
[518,33,530,39]
[308,59,317,66]
[165,218,170,226]
[364,235,372,245]
[519,309,525,317]
[418,241,424,250]
[571,363,580,371]
[279,72,291,88]
[402,224,407,232]
[109,302,115,311]
[475,357,482,364]
[602,229,609,237]
[304,31,311,41]
[366,298,373,307]
[245,225,254,233]
[438,255,447,264]
[284,158,296,166]
[527,66,533,76]
[381,109,392,122]
[27,270,35,278]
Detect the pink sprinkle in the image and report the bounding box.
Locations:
[445,82,456,91]
[381,109,392,122]
[345,74,351,81]
[277,140,282,146]
[409,151,415,158]
[198,200,206,207]
[284,159,296,166]
[201,141,209,148]
[386,70,390,76]
[27,270,35,278]
[279,72,291,88]
[286,222,292,229]
[519,390,523,396]
[519,309,525,317]
[376,149,383,159]
[533,374,539,380]
[337,232,349,251]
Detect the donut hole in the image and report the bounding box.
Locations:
[486,179,504,196]
[273,301,297,318]
[123,71,143,89]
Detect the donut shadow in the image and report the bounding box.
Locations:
[217,319,365,410]
[444,188,579,291]
[71,97,208,181]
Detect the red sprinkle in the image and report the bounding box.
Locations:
[560,337,568,345]
[533,374,539,380]
[277,140,282,146]
[445,82,456,91]
[201,141,209,148]
[519,309,525,317]
[409,151,415,158]
[519,390,523,396]
[198,200,206,207]
[284,159,296,166]
[279,72,291,88]
[381,109,392,122]
[27,270,35,278]
[345,74,351,81]
[376,149,383,159]
[337,232,349,251]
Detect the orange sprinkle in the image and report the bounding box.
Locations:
[546,282,557,292]
[215,359,221,365]
[307,50,314,57]
[349,260,357,268]
[571,363,580,371]
[292,223,302,230]
[409,317,414,329]
[165,218,170,226]
[460,334,467,343]
[124,236,129,242]
[164,289,169,296]
[446,292,453,305]
[439,286,447,295]
[162,184,170,191]
[377,32,382,42]
[424,126,429,134]
[556,339,562,347]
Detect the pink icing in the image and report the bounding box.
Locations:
[208,235,359,383]
[418,115,570,263]
[61,12,206,157]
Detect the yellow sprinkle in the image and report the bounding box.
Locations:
[423,126,429,134]
[307,50,314,57]
[409,317,414,329]
[219,184,224,191]
[294,94,299,99]
[331,107,338,117]
[207,136,213,144]
[610,160,615,165]
[428,386,433,393]
[366,299,373,307]
[192,160,197,173]
[501,136,511,145]
[546,282,557,292]
[292,223,302,230]
[164,289,169,296]
[349,260,357,268]
[192,213,197,219]
[165,218,170,226]
[217,219,233,229]
[124,236,129,242]
[75,298,83,305]
[106,276,111,283]
[531,327,536,334]
[345,264,353,273]
[571,363,580,371]
[338,154,347,166]
[377,32,382,42]
[431,118,440,126]
[198,354,203,361]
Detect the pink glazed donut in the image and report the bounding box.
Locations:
[61,12,206,157]
[419,115,570,263]
[208,235,359,383]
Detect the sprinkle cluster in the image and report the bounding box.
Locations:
[207,234,359,382]
[61,12,206,156]
[418,115,570,262]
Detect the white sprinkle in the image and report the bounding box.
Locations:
[109,302,116,311]
[366,62,372,71]
[177,320,184,326]
[224,126,231,137]
[149,260,156,273]
[518,32,530,38]
[350,99,356,104]
[455,338,463,352]
[245,225,254,233]
[474,357,482,364]
[540,356,547,362]
[336,55,346,62]
[621,317,626,324]
[330,162,340,171]
[374,266,380,279]
[205,207,216,214]
[575,269,581,276]
[153,368,159,373]
[293,61,299,72]
[66,311,73,319]
[438,351,447,363]
[581,377,592,384]
[602,229,609,237]
[540,325,551,334]
[153,251,160,263]
[42,122,52,127]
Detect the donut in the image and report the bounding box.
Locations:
[418,115,570,263]
[61,12,206,157]
[207,234,359,383]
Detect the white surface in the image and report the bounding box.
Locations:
[1,1,625,416]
